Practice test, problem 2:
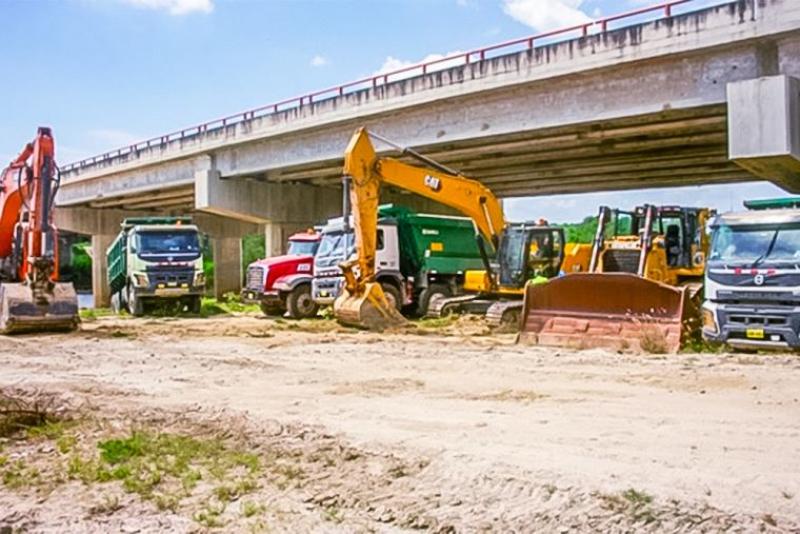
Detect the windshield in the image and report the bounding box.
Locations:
[287,240,319,255]
[136,231,200,256]
[709,224,800,264]
[315,231,354,267]
[498,228,527,286]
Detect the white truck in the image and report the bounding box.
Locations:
[702,198,800,350]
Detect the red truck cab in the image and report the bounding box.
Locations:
[242,230,321,318]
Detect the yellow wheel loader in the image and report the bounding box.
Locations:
[333,127,568,330]
[520,205,712,352]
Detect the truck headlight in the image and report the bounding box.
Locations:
[133,273,149,288]
[194,271,205,286]
[702,308,718,334]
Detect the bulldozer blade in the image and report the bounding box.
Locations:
[519,273,696,353]
[0,282,80,334]
[334,282,406,330]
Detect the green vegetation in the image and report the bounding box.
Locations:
[558,215,598,244]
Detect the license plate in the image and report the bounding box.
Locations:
[248,292,256,300]
[746,328,765,340]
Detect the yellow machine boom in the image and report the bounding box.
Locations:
[334,128,506,329]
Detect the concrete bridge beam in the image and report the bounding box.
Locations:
[728,75,800,190]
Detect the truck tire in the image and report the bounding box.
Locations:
[286,284,318,319]
[417,283,452,317]
[380,282,402,312]
[190,296,202,315]
[127,284,145,316]
[260,301,284,316]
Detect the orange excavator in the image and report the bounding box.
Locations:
[0,128,79,333]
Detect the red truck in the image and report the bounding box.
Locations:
[242,229,321,318]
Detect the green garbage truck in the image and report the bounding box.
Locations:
[312,204,486,316]
[106,217,205,315]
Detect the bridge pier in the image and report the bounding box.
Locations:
[211,237,242,300]
[90,234,115,308]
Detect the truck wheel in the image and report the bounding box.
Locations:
[286,284,318,319]
[417,283,452,317]
[190,296,202,315]
[260,301,284,316]
[380,283,402,312]
[127,285,145,316]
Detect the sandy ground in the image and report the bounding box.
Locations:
[1,313,799,533]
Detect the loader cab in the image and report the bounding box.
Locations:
[497,224,565,288]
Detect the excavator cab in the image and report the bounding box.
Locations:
[496,224,564,288]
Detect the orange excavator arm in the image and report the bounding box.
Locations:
[0,128,59,279]
[0,128,77,334]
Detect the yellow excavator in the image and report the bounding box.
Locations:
[333,127,573,329]
[520,204,712,352]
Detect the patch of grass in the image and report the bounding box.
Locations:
[200,296,260,317]
[79,307,117,320]
[241,500,265,518]
[194,501,227,528]
[323,505,344,524]
[622,488,653,506]
[415,315,459,329]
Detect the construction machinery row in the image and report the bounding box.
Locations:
[6,126,797,354]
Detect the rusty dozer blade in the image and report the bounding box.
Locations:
[0,282,79,334]
[519,273,697,353]
[333,282,406,330]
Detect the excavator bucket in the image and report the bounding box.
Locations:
[334,282,406,330]
[0,282,79,334]
[519,273,697,353]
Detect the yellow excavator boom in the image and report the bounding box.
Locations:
[334,127,506,329]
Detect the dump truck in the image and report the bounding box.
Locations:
[520,204,712,352]
[703,197,800,350]
[107,217,205,316]
[242,229,321,318]
[0,128,79,333]
[313,204,486,316]
[332,127,568,330]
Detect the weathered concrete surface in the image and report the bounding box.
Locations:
[56,0,800,216]
[729,74,800,184]
[212,237,242,299]
[89,234,115,308]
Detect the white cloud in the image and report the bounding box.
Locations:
[310,55,328,67]
[120,0,213,16]
[502,0,591,32]
[373,51,465,79]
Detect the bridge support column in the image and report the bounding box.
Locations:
[728,75,800,191]
[90,234,115,308]
[212,237,242,300]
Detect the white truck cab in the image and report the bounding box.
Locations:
[703,201,800,350]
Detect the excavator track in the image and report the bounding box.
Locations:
[485,300,523,328]
[425,294,479,318]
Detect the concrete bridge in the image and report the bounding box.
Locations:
[54,0,800,305]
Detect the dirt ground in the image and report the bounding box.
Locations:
[1,313,799,533]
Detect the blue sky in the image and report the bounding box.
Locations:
[0,0,785,223]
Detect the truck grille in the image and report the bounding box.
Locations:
[602,249,640,274]
[246,265,265,291]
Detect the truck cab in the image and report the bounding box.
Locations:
[107,217,205,316]
[242,230,322,318]
[312,217,404,309]
[703,201,800,350]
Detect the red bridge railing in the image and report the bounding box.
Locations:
[61,0,693,173]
